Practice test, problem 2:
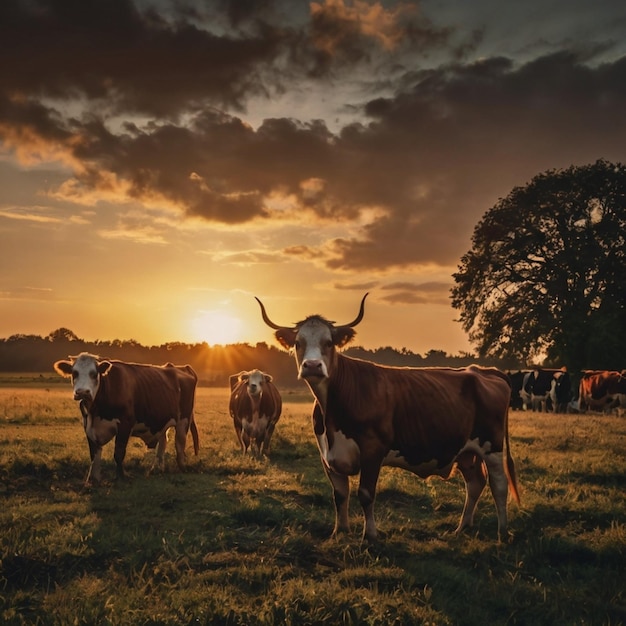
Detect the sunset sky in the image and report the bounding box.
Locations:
[2,0,626,355]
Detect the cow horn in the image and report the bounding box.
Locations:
[255,297,286,330]
[344,293,369,327]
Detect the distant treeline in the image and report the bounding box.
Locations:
[0,328,516,388]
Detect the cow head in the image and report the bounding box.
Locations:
[255,294,368,384]
[53,352,112,405]
[238,369,272,398]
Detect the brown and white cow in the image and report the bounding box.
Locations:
[229,369,282,457]
[54,353,199,483]
[578,370,626,413]
[256,294,520,542]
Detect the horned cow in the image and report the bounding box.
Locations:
[256,294,520,542]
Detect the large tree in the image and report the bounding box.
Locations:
[451,159,626,371]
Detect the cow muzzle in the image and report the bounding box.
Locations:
[300,359,328,380]
[74,389,93,403]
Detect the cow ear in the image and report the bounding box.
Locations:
[275,328,297,350]
[264,373,273,383]
[98,361,113,376]
[241,373,249,382]
[53,360,73,377]
[333,326,356,349]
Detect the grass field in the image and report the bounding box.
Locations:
[1,383,625,625]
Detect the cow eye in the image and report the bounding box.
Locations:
[325,340,333,349]
[71,371,78,380]
[90,371,98,380]
[295,340,301,350]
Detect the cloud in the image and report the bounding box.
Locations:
[2,3,626,278]
[96,209,171,245]
[0,286,54,301]
[380,281,451,305]
[0,0,290,117]
[0,207,61,223]
[209,250,285,265]
[333,280,380,291]
[307,0,453,75]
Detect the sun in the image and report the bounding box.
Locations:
[190,309,244,346]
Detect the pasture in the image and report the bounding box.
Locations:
[0,381,625,625]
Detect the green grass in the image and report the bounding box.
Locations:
[1,386,625,625]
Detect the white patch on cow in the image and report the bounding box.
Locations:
[317,429,360,475]
[458,437,492,456]
[245,370,265,397]
[87,446,103,484]
[549,378,558,411]
[242,415,269,440]
[384,437,494,478]
[69,354,105,402]
[297,320,331,380]
[518,371,534,410]
[84,413,119,447]
[132,419,176,447]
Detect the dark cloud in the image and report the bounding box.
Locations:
[0,0,288,117]
[2,2,626,274]
[324,52,626,269]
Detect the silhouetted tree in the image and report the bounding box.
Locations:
[48,328,81,342]
[451,159,626,371]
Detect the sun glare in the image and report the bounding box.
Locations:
[190,310,244,346]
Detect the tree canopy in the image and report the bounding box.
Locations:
[451,159,626,371]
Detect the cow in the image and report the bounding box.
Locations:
[578,370,626,413]
[523,367,571,413]
[549,369,572,413]
[229,369,282,457]
[53,353,199,484]
[256,294,520,542]
[506,370,531,410]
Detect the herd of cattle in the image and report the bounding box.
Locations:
[508,367,626,414]
[51,294,624,542]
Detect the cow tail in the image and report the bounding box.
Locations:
[504,407,521,505]
[190,414,200,456]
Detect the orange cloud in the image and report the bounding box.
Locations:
[310,0,417,54]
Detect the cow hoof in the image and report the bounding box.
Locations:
[498,530,514,544]
[330,527,349,540]
[362,530,384,544]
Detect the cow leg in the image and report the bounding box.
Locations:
[174,419,189,471]
[113,430,131,480]
[152,431,168,473]
[86,437,103,485]
[324,465,350,537]
[357,461,382,542]
[241,430,251,454]
[484,451,511,542]
[455,452,486,535]
[262,422,276,456]
[233,422,245,453]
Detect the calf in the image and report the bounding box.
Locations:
[229,369,282,457]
